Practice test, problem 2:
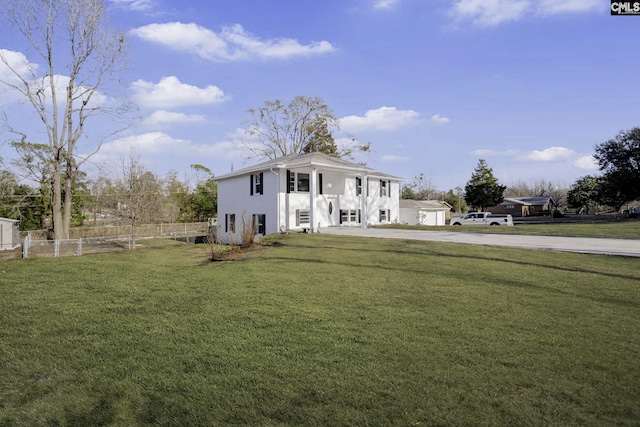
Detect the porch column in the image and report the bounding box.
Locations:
[361,174,368,228]
[310,168,317,233]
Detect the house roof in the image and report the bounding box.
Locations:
[400,199,452,210]
[0,217,20,223]
[215,152,402,181]
[502,196,552,206]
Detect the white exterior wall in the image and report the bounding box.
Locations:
[400,208,418,225]
[364,179,400,225]
[217,172,278,243]
[0,219,20,250]
[399,208,447,226]
[216,165,401,242]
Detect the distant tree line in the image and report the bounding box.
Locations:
[402,126,640,216]
[0,157,218,231]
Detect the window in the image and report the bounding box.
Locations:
[225,214,236,233]
[339,209,361,224]
[380,180,387,197]
[506,204,514,209]
[379,209,388,222]
[253,214,266,234]
[296,209,310,226]
[250,173,263,195]
[286,170,310,193]
[297,173,309,192]
[356,177,362,196]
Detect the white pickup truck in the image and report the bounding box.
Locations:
[450,212,514,226]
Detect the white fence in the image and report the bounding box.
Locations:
[21,222,210,259]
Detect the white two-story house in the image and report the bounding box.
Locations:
[215,152,402,243]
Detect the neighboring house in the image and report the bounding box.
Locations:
[0,218,20,250]
[487,197,554,217]
[215,152,402,243]
[399,200,451,226]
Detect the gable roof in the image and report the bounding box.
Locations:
[502,196,553,206]
[215,152,402,181]
[400,200,452,210]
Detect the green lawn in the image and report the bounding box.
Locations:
[1,234,639,426]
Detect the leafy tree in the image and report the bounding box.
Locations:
[189,178,218,222]
[0,0,127,240]
[244,95,369,159]
[0,170,21,219]
[443,190,464,213]
[464,159,506,211]
[0,169,43,229]
[567,175,601,214]
[594,127,640,206]
[401,184,416,200]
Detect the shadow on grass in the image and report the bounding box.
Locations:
[259,254,640,310]
[284,240,640,283]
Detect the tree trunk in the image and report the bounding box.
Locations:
[52,163,64,240]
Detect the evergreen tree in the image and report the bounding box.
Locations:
[464,159,506,211]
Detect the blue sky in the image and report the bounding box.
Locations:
[1,0,639,190]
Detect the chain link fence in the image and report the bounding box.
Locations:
[19,222,210,259]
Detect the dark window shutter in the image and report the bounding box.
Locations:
[339,210,343,225]
[286,170,291,193]
[388,181,391,197]
[319,173,323,195]
[358,209,361,223]
[259,172,264,194]
[250,175,254,196]
[225,214,228,233]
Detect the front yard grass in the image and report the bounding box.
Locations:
[1,234,639,425]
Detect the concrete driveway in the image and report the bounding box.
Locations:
[321,227,640,257]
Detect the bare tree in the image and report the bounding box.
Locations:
[0,0,127,239]
[505,179,568,209]
[244,95,369,160]
[113,153,162,248]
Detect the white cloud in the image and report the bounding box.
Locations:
[429,114,450,124]
[109,0,153,11]
[451,0,530,27]
[520,146,575,161]
[373,0,402,10]
[98,132,190,157]
[340,106,420,132]
[131,76,226,109]
[536,0,602,15]
[574,155,599,170]
[142,110,206,128]
[94,129,249,171]
[130,22,335,62]
[450,0,601,27]
[0,49,38,82]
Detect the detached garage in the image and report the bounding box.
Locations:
[0,218,20,250]
[399,200,450,226]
